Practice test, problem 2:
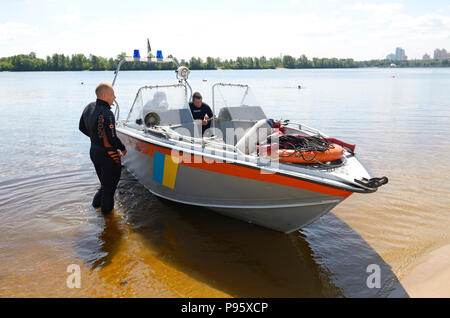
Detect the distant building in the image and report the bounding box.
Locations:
[422,53,431,60]
[386,53,396,60]
[396,47,407,60]
[433,48,450,60]
[386,47,407,61]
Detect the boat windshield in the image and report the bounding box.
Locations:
[125,84,193,129]
[212,84,260,117]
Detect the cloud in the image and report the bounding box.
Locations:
[325,2,450,58]
[72,10,357,60]
[0,22,39,42]
[40,6,449,61]
[2,2,450,61]
[342,2,404,13]
[53,6,82,27]
[377,13,450,41]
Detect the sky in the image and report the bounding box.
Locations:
[0,0,449,60]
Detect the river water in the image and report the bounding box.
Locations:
[0,68,449,297]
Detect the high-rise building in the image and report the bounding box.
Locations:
[422,53,431,60]
[395,47,407,60]
[386,53,396,60]
[386,47,407,61]
[433,49,449,60]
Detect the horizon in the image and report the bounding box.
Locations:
[1,50,447,62]
[1,0,450,61]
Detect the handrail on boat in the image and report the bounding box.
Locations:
[282,120,328,138]
[125,83,188,124]
[139,119,326,159]
[111,56,189,121]
[143,125,247,157]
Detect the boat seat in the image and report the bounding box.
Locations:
[216,106,267,145]
[217,106,266,121]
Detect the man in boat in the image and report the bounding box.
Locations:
[189,92,213,135]
[79,82,127,214]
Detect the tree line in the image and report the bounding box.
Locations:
[1,52,449,72]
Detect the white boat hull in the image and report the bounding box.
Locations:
[118,130,351,233]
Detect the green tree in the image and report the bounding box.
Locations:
[282,55,295,68]
[206,57,216,70]
[189,57,203,70]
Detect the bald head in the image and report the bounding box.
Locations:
[95,82,115,105]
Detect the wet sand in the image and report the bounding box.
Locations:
[397,244,450,298]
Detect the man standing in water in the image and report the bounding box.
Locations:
[79,82,127,214]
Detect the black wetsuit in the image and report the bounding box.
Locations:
[189,102,213,135]
[79,99,126,213]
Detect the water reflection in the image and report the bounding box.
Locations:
[2,68,441,297]
[111,170,409,297]
[75,208,124,271]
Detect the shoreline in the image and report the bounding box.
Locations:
[393,244,450,298]
[1,66,450,73]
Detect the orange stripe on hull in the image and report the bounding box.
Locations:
[118,132,352,198]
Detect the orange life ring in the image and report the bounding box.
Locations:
[276,143,344,164]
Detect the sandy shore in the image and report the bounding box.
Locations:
[393,244,450,298]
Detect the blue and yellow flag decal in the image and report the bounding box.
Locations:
[153,151,179,189]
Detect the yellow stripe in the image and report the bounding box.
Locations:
[162,155,179,189]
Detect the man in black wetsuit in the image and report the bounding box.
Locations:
[79,82,127,214]
[189,92,213,136]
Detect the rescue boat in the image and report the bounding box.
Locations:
[110,53,388,233]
